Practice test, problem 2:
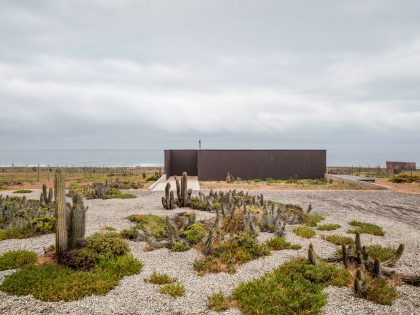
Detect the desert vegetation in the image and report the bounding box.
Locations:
[0,171,418,314]
[0,170,142,301]
[0,184,55,240]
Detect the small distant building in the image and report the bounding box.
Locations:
[164,149,326,181]
[386,161,416,174]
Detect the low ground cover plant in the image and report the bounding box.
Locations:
[13,189,32,194]
[0,250,38,271]
[193,232,270,275]
[348,220,385,236]
[265,236,301,251]
[304,214,325,227]
[317,223,341,231]
[366,245,399,262]
[207,292,233,312]
[68,182,136,200]
[159,282,186,298]
[210,258,350,314]
[390,174,420,183]
[322,234,354,246]
[0,255,142,301]
[293,226,315,238]
[145,272,176,285]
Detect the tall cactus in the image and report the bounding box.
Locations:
[69,193,88,249]
[175,172,192,207]
[162,182,175,210]
[55,169,68,259]
[354,269,366,297]
[308,243,317,265]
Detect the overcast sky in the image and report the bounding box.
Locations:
[1,1,419,161]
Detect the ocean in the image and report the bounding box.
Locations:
[0,149,418,167]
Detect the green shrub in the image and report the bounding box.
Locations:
[114,193,137,199]
[127,214,166,238]
[75,232,129,270]
[179,223,206,244]
[13,190,32,194]
[120,227,139,240]
[317,224,341,231]
[348,221,385,236]
[293,226,315,239]
[145,272,175,285]
[265,236,301,251]
[365,278,399,305]
[304,214,325,227]
[322,234,354,246]
[0,255,142,302]
[31,216,54,233]
[194,233,270,275]
[170,241,190,252]
[0,250,38,271]
[207,291,232,312]
[0,227,35,241]
[232,259,350,315]
[159,282,185,298]
[366,245,396,262]
[390,174,419,183]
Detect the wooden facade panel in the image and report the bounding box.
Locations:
[164,149,326,180]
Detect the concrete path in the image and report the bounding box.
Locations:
[149,176,200,191]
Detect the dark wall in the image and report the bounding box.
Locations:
[164,150,198,178]
[164,149,326,180]
[197,150,326,180]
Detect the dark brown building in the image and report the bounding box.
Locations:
[164,149,326,181]
[386,161,416,173]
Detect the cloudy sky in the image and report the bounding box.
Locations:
[1,1,419,164]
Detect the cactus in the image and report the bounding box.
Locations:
[308,243,317,265]
[205,229,214,255]
[175,172,192,207]
[274,218,286,237]
[354,269,366,297]
[342,245,348,268]
[362,246,369,261]
[162,182,175,210]
[55,169,68,259]
[69,193,88,249]
[384,244,404,266]
[355,232,361,253]
[373,258,381,278]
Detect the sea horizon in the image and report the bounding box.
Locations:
[0,148,418,168]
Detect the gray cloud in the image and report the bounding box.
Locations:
[0,0,419,164]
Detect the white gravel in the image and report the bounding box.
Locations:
[0,190,419,315]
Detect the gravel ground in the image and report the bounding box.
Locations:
[0,189,419,315]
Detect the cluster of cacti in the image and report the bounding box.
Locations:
[161,183,175,210]
[139,212,199,251]
[0,193,55,237]
[332,233,405,272]
[188,189,316,238]
[107,178,144,189]
[40,184,53,206]
[175,172,192,207]
[54,170,88,262]
[68,181,135,199]
[321,232,419,293]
